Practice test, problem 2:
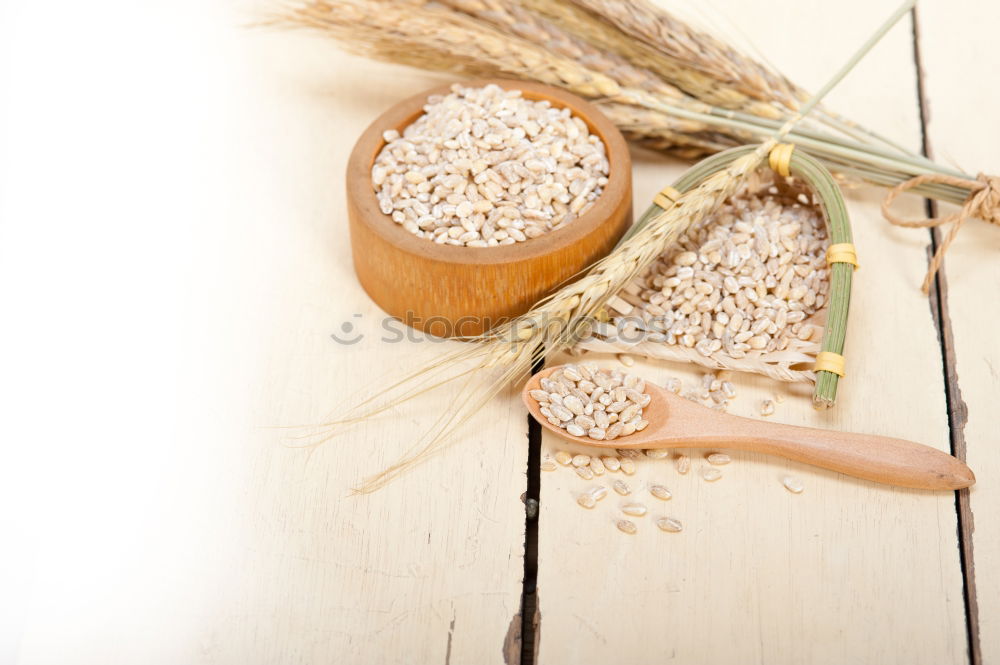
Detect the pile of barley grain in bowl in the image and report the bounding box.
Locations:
[616,182,829,357]
[528,363,649,441]
[371,83,609,247]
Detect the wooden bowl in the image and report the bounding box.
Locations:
[346,79,632,337]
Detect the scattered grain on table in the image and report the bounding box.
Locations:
[649,484,672,500]
[782,475,804,493]
[622,502,647,517]
[656,517,684,533]
[616,519,638,535]
[701,467,722,482]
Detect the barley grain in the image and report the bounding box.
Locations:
[760,399,776,416]
[575,465,595,480]
[563,395,585,415]
[616,519,638,535]
[649,484,672,500]
[621,502,647,516]
[577,492,597,509]
[550,404,574,422]
[590,457,606,475]
[612,479,631,496]
[644,449,670,460]
[620,458,636,475]
[782,475,804,493]
[601,455,621,472]
[674,454,691,474]
[555,450,573,466]
[656,517,683,533]
[701,467,722,482]
[589,485,609,501]
[540,456,557,472]
[706,453,731,465]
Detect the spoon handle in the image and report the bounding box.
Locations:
[662,417,974,490]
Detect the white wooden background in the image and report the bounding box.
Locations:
[1,0,996,663]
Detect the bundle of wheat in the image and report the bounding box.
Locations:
[277,0,997,291]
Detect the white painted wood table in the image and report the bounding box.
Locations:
[2,0,996,663]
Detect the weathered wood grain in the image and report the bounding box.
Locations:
[914,2,1000,661]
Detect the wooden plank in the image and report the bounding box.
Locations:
[913,2,1000,662]
[534,1,968,663]
[8,4,527,664]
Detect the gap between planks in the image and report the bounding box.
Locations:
[517,362,544,665]
[910,7,981,664]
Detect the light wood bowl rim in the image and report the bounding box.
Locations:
[346,78,632,266]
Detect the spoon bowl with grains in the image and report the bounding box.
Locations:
[523,363,975,491]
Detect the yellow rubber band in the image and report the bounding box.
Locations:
[653,185,682,209]
[826,242,859,269]
[768,143,795,178]
[814,351,846,377]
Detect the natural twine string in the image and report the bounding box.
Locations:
[882,173,1000,294]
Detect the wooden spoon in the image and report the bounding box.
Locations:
[522,365,974,491]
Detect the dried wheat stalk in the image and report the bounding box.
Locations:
[283,0,619,96]
[573,0,798,105]
[280,0,742,159]
[425,0,751,158]
[596,102,738,158]
[519,0,790,120]
[571,0,798,110]
[278,0,978,208]
[434,0,680,98]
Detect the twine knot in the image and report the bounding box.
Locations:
[882,173,1000,294]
